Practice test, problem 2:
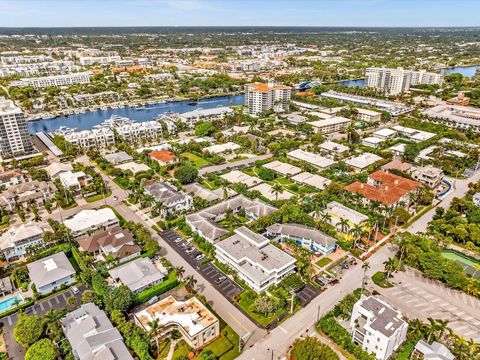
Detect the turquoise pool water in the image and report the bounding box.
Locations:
[0,295,23,312]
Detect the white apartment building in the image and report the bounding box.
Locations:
[215,227,296,292]
[14,71,91,89]
[116,121,163,142]
[365,67,443,95]
[425,105,480,131]
[64,128,115,149]
[308,116,351,134]
[356,108,382,122]
[0,60,79,77]
[245,82,291,116]
[0,222,45,261]
[64,208,120,239]
[350,296,408,360]
[0,97,34,160]
[79,55,122,65]
[287,149,336,170]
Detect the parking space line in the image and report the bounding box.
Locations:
[278,326,288,334]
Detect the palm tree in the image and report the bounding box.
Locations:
[321,212,332,224]
[185,275,197,294]
[361,261,370,295]
[383,257,396,278]
[148,318,162,355]
[407,319,426,342]
[220,179,230,200]
[174,266,185,281]
[271,183,283,201]
[426,317,438,343]
[351,224,363,250]
[339,218,350,233]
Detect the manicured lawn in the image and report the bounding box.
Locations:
[202,326,240,359]
[274,177,294,185]
[241,167,257,177]
[172,340,192,359]
[371,271,394,288]
[157,339,171,359]
[237,292,285,327]
[200,179,220,190]
[394,342,415,360]
[84,191,112,203]
[182,152,211,168]
[316,257,332,268]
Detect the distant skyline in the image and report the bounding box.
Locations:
[0,0,479,28]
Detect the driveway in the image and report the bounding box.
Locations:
[1,284,85,360]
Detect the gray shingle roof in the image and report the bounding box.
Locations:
[27,252,76,289]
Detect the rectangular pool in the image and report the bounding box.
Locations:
[0,295,23,312]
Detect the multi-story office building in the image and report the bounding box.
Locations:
[13,71,91,89]
[64,128,115,149]
[0,97,34,160]
[365,67,443,95]
[350,296,408,360]
[245,82,291,116]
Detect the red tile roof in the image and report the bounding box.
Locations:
[149,150,176,163]
[345,170,420,206]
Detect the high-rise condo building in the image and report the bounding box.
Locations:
[0,97,34,160]
[245,82,291,116]
[365,67,443,95]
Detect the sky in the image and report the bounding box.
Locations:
[0,0,479,28]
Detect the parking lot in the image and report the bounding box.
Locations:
[160,229,243,299]
[296,283,321,306]
[0,284,85,360]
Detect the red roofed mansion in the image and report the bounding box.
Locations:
[345,170,420,209]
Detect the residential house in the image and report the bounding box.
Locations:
[184,183,236,202]
[220,170,262,188]
[350,296,408,360]
[0,170,29,188]
[0,180,57,212]
[345,153,383,173]
[108,257,165,294]
[0,221,45,261]
[291,172,331,190]
[144,181,193,213]
[78,226,141,263]
[325,201,369,230]
[411,165,444,189]
[345,170,421,208]
[411,340,454,360]
[319,141,349,155]
[58,171,90,193]
[287,149,336,170]
[64,208,120,239]
[362,137,384,149]
[27,252,76,294]
[44,162,73,180]
[61,303,133,360]
[104,151,133,165]
[149,150,177,166]
[263,160,302,177]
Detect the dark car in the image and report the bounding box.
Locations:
[315,278,325,287]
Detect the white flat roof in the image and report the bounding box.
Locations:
[373,128,397,137]
[308,116,351,127]
[346,152,383,169]
[287,149,336,169]
[64,208,118,233]
[319,141,349,153]
[220,170,262,188]
[263,160,302,176]
[362,137,383,144]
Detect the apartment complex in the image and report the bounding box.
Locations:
[308,116,351,134]
[116,120,163,142]
[245,82,291,116]
[135,296,220,350]
[266,223,337,255]
[0,97,34,160]
[79,55,122,65]
[215,226,296,292]
[350,296,408,360]
[14,71,91,89]
[64,128,115,149]
[365,67,443,95]
[424,104,480,131]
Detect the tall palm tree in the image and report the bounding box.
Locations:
[435,319,450,342]
[383,257,396,278]
[351,224,363,250]
[426,317,438,343]
[321,212,332,224]
[361,261,370,295]
[339,218,350,234]
[272,183,283,201]
[185,275,197,294]
[148,318,162,355]
[174,266,185,281]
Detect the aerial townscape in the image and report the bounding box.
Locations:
[0,1,479,360]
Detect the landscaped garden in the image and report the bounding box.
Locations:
[181,152,211,168]
[371,271,394,288]
[316,257,332,268]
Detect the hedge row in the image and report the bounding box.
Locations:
[133,272,179,305]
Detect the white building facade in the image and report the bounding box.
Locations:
[245,82,291,116]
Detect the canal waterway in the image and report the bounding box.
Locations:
[27,94,245,134]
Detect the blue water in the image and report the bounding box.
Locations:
[28,94,245,134]
[441,65,479,77]
[0,295,22,312]
[337,79,365,88]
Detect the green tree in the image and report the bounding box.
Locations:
[174,164,198,184]
[25,339,56,360]
[81,290,97,304]
[290,336,339,360]
[194,122,216,137]
[199,349,216,360]
[14,313,44,348]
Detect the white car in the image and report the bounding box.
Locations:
[71,286,80,295]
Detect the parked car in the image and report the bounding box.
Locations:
[186,247,195,253]
[195,254,205,260]
[215,276,227,284]
[340,262,349,269]
[71,286,80,295]
[174,238,183,243]
[315,278,325,287]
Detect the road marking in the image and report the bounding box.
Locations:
[55,297,60,304]
[7,316,12,326]
[61,293,67,301]
[228,312,250,332]
[39,302,44,310]
[278,326,288,334]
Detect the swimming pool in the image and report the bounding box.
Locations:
[0,295,23,312]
